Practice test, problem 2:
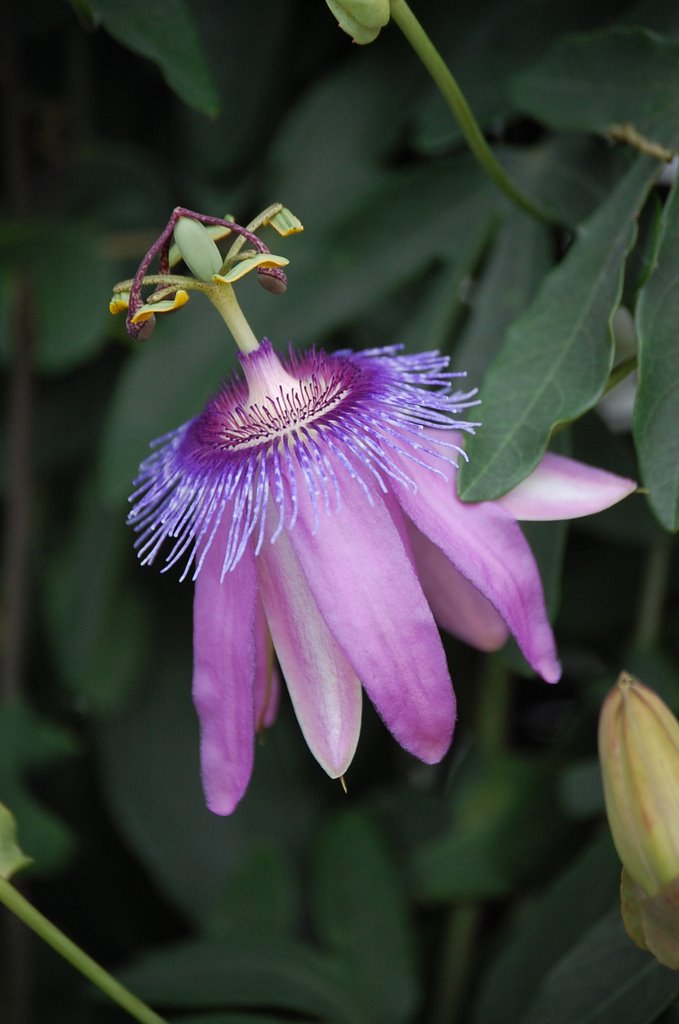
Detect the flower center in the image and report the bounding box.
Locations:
[217,371,351,451]
[193,342,358,456]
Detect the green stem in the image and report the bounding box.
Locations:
[603,354,637,396]
[0,878,168,1024]
[476,656,510,755]
[633,535,673,649]
[430,659,509,1023]
[430,904,482,1024]
[388,0,552,223]
[550,355,638,438]
[206,283,259,353]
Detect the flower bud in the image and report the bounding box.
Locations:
[599,672,679,896]
[599,672,679,968]
[325,0,390,44]
[173,216,223,282]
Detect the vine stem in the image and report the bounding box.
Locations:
[388,0,553,223]
[0,879,168,1024]
[430,658,510,1023]
[633,535,673,650]
[430,904,482,1024]
[603,354,637,396]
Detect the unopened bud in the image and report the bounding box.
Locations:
[173,216,223,282]
[599,672,679,896]
[325,0,390,44]
[599,672,679,968]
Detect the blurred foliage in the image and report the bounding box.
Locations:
[1,0,679,1021]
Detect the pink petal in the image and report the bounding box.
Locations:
[393,459,561,684]
[253,598,280,730]
[407,520,509,652]
[192,527,257,816]
[257,528,362,778]
[494,453,636,521]
[286,474,456,765]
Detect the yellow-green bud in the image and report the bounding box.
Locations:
[599,673,679,896]
[173,217,223,283]
[325,0,390,44]
[599,672,679,968]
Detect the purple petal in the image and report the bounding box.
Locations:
[407,520,509,652]
[257,529,362,778]
[192,526,257,815]
[286,474,456,765]
[494,453,636,521]
[394,459,561,683]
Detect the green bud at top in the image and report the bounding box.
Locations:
[0,803,33,881]
[599,672,679,897]
[325,0,390,44]
[173,216,223,283]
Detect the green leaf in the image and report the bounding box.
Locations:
[312,810,418,1024]
[454,212,552,384]
[44,485,150,716]
[471,831,623,1024]
[89,0,218,117]
[498,138,631,230]
[264,156,498,347]
[522,911,679,1024]
[558,759,604,819]
[394,216,495,353]
[412,753,566,902]
[96,639,323,922]
[634,174,679,530]
[0,702,78,876]
[172,1016,285,1024]
[0,803,32,880]
[410,0,636,156]
[458,157,657,502]
[266,46,418,224]
[181,0,293,178]
[203,843,296,940]
[32,226,112,372]
[513,27,679,153]
[118,938,370,1023]
[0,222,111,373]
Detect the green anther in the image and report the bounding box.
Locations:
[269,207,304,236]
[173,217,224,282]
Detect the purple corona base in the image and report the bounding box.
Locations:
[128,340,637,814]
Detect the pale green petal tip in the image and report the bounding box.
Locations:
[130,289,190,324]
[213,253,289,284]
[0,804,33,881]
[325,0,390,43]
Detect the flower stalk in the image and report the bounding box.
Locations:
[205,281,260,354]
[388,0,553,223]
[0,878,167,1024]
